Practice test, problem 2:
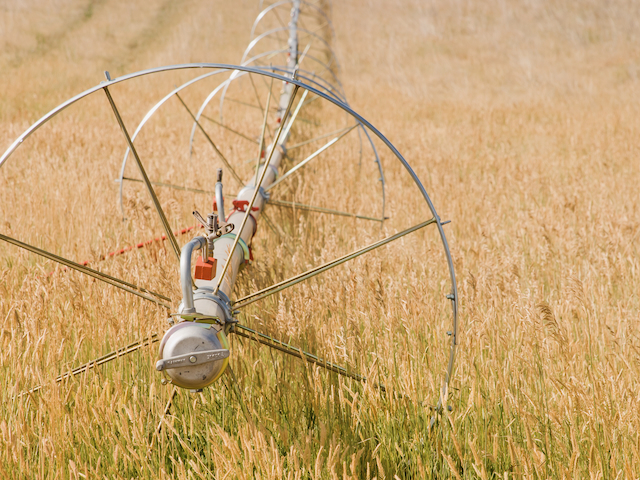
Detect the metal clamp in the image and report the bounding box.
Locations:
[156,348,230,371]
[171,312,223,325]
[191,288,235,325]
[238,185,270,202]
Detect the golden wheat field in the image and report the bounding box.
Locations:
[1,0,640,478]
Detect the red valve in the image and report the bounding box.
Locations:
[195,256,217,281]
[232,200,259,212]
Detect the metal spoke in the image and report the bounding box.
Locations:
[257,72,284,115]
[224,97,264,110]
[119,179,382,227]
[103,83,182,263]
[201,114,258,144]
[268,199,385,222]
[280,89,309,141]
[261,31,290,44]
[294,116,321,126]
[174,92,244,187]
[286,125,349,151]
[231,324,381,385]
[233,218,436,309]
[301,92,323,109]
[307,20,330,37]
[248,73,274,142]
[271,4,288,31]
[261,211,295,255]
[298,42,312,66]
[248,72,267,118]
[22,333,159,395]
[213,84,301,295]
[0,233,171,308]
[120,176,213,196]
[255,79,273,185]
[266,123,358,191]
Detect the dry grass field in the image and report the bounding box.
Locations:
[1,0,640,478]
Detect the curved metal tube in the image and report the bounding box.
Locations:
[181,236,206,314]
[243,27,292,64]
[359,125,386,223]
[0,64,457,402]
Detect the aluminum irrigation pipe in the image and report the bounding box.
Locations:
[209,1,302,300]
[213,84,300,295]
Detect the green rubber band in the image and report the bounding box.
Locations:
[215,233,250,261]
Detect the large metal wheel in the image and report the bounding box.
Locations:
[0,0,457,435]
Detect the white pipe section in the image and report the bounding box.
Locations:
[192,0,300,302]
